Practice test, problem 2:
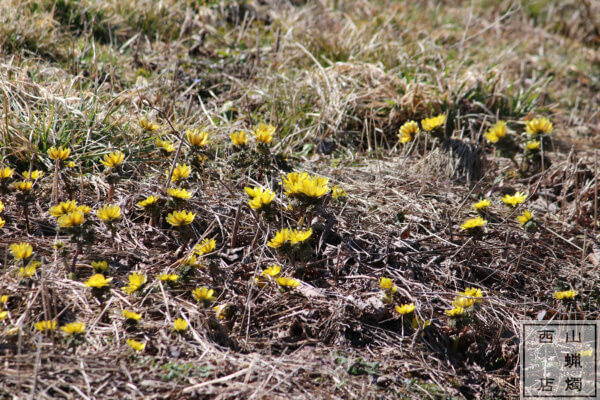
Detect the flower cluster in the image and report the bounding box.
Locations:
[460,216,487,232]
[193,287,216,305]
[48,146,71,161]
[554,289,577,300]
[482,117,553,170]
[230,131,248,146]
[100,151,125,169]
[122,272,147,295]
[421,114,446,132]
[0,200,5,229]
[268,228,312,248]
[379,277,397,305]
[166,210,195,227]
[445,288,483,319]
[245,186,275,212]
[397,121,419,143]
[275,276,300,291]
[156,137,176,153]
[282,172,329,203]
[195,238,216,256]
[186,129,209,147]
[85,273,112,289]
[137,195,159,210]
[253,124,275,144]
[97,204,122,222]
[501,191,527,208]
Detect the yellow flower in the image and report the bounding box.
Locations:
[48,146,71,161]
[483,121,507,144]
[122,310,142,321]
[49,200,78,217]
[66,161,77,168]
[382,293,394,305]
[172,318,188,332]
[289,228,312,245]
[230,131,248,146]
[379,277,397,293]
[140,117,160,132]
[195,238,216,255]
[91,261,108,272]
[170,163,191,182]
[61,322,85,335]
[276,276,300,288]
[180,254,199,267]
[122,272,147,294]
[19,263,38,278]
[156,137,175,153]
[460,216,487,231]
[452,296,475,309]
[167,187,192,200]
[166,210,195,227]
[268,228,291,248]
[525,140,541,151]
[10,242,33,260]
[398,120,419,143]
[186,129,209,147]
[411,315,432,329]
[100,151,125,168]
[244,186,262,198]
[158,273,179,282]
[0,217,5,229]
[126,338,145,352]
[0,166,14,179]
[254,276,267,288]
[6,326,19,335]
[34,320,57,332]
[85,274,112,288]
[0,200,4,214]
[262,265,281,277]
[57,210,85,228]
[395,303,416,315]
[214,304,230,320]
[245,187,275,210]
[472,199,491,211]
[97,204,122,221]
[137,195,159,209]
[580,349,594,357]
[14,181,33,192]
[421,114,446,131]
[332,185,347,199]
[253,124,275,143]
[193,287,216,303]
[77,205,91,214]
[452,287,483,309]
[267,228,312,248]
[23,170,44,180]
[282,172,329,199]
[526,117,552,136]
[517,210,534,226]
[554,289,578,300]
[459,287,483,300]
[0,311,7,322]
[282,171,307,188]
[445,307,465,317]
[0,295,8,304]
[501,192,527,207]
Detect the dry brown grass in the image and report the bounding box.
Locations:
[0,0,599,399]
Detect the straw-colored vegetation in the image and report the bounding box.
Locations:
[1,0,599,398]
